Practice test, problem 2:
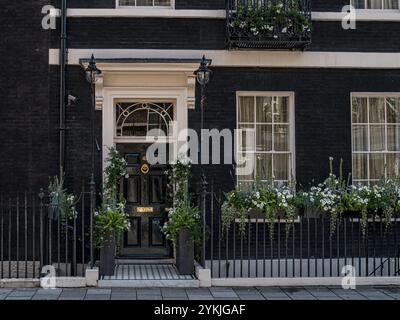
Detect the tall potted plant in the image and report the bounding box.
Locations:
[162,159,201,275]
[95,147,130,276]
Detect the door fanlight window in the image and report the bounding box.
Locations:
[116,102,174,137]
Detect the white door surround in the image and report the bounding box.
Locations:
[82,61,200,172]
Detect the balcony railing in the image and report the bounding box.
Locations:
[227,0,312,50]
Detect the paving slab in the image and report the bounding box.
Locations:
[87,289,111,295]
[161,288,188,298]
[188,295,215,300]
[137,288,162,295]
[356,289,394,300]
[137,294,163,300]
[281,287,316,300]
[258,287,290,299]
[330,289,367,300]
[35,289,63,295]
[7,290,37,298]
[85,295,111,300]
[210,288,238,298]
[305,287,339,298]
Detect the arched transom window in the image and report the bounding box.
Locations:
[116,101,174,137]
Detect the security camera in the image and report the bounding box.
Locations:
[67,94,78,106]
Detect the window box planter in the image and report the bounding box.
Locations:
[227,0,312,50]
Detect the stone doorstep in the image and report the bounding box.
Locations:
[98,279,200,288]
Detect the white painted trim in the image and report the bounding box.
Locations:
[102,87,188,174]
[350,92,400,184]
[212,277,400,287]
[67,8,226,19]
[235,91,296,185]
[313,10,400,21]
[49,49,400,69]
[64,9,400,21]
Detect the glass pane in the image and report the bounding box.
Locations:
[352,125,368,151]
[239,97,254,123]
[387,98,400,123]
[154,0,171,6]
[369,98,386,123]
[370,125,385,151]
[383,0,399,9]
[238,124,255,152]
[273,97,289,123]
[237,181,253,192]
[274,125,290,151]
[367,0,382,8]
[137,0,153,6]
[256,153,272,181]
[352,97,368,123]
[369,153,385,180]
[256,125,272,151]
[237,154,255,180]
[352,153,368,180]
[273,154,290,181]
[256,97,272,123]
[387,153,400,177]
[116,102,173,137]
[388,125,400,151]
[351,0,366,8]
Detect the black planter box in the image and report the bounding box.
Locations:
[175,228,194,275]
[99,235,116,277]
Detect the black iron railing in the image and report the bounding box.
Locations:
[0,181,96,279]
[197,183,400,278]
[227,0,312,50]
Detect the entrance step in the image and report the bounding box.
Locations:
[98,264,199,288]
[115,258,175,265]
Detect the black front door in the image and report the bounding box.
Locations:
[117,144,171,258]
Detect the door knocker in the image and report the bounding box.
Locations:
[141,163,150,175]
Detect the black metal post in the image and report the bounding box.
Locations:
[201,175,207,268]
[89,175,96,268]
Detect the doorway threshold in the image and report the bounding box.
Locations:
[98,263,199,288]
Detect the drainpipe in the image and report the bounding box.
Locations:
[59,0,68,178]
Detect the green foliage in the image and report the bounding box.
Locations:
[222,157,400,239]
[94,199,129,248]
[94,147,129,248]
[162,204,201,245]
[48,175,77,221]
[229,2,311,39]
[162,159,201,245]
[222,183,297,239]
[104,147,127,200]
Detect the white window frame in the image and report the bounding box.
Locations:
[350,0,400,10]
[116,0,175,9]
[236,91,296,187]
[351,92,400,185]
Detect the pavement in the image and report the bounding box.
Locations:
[1,286,400,300]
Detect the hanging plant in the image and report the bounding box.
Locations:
[48,175,77,221]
